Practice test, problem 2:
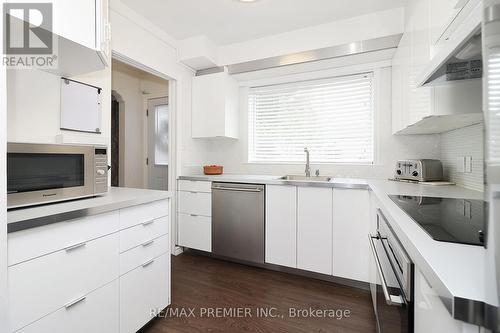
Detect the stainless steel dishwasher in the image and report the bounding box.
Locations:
[211,182,265,263]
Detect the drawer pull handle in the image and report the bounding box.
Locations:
[190,214,198,217]
[65,242,87,252]
[190,191,197,194]
[65,296,86,309]
[142,259,155,268]
[142,220,155,226]
[142,240,155,247]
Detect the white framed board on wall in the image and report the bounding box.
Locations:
[60,78,102,134]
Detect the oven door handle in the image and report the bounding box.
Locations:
[368,235,404,307]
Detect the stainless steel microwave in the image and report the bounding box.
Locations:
[7,143,108,209]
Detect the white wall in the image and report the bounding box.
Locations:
[7,66,112,148]
[112,61,168,188]
[441,124,484,191]
[184,63,441,179]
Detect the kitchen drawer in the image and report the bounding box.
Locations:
[178,213,212,252]
[120,216,169,253]
[120,253,170,333]
[178,191,211,216]
[9,233,119,332]
[8,211,119,266]
[16,279,119,333]
[120,234,170,275]
[178,179,211,193]
[120,199,169,230]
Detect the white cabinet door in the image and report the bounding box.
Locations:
[178,191,211,217]
[265,185,297,268]
[53,0,96,49]
[192,71,239,139]
[332,189,370,282]
[297,187,333,275]
[17,280,119,333]
[120,253,170,333]
[414,268,480,333]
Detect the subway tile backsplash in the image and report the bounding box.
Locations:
[440,123,484,191]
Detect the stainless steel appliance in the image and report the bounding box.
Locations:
[211,182,265,263]
[369,209,414,333]
[7,143,108,209]
[483,1,500,330]
[394,159,443,182]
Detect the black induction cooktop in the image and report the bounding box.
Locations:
[389,195,486,247]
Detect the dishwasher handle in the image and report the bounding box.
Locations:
[212,185,263,193]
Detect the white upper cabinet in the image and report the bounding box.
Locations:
[44,0,110,76]
[192,70,239,139]
[391,0,483,135]
[297,187,333,275]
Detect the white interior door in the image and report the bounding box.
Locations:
[147,97,168,191]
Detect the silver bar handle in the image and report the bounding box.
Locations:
[65,296,86,309]
[142,220,154,226]
[142,259,155,268]
[65,242,87,252]
[142,240,154,247]
[368,235,403,306]
[211,186,262,193]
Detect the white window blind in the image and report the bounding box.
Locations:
[248,73,374,163]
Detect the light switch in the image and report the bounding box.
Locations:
[465,156,473,173]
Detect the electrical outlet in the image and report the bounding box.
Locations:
[465,156,473,173]
[457,156,466,173]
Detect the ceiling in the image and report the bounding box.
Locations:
[120,0,403,45]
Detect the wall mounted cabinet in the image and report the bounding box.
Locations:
[192,71,239,139]
[391,0,483,135]
[35,0,111,76]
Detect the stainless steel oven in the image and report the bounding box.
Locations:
[7,143,108,209]
[369,209,414,333]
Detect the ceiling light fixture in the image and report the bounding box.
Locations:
[238,0,257,3]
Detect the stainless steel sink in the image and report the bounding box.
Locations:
[279,175,332,182]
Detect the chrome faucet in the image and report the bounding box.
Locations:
[304,147,311,177]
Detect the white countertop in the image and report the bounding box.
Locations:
[7,187,172,232]
[180,174,491,310]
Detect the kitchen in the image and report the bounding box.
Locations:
[0,0,499,333]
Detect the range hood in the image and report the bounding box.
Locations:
[417,1,482,86]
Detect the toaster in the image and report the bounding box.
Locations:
[395,159,443,182]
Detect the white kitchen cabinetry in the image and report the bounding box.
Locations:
[297,187,333,275]
[47,0,110,75]
[414,268,480,333]
[332,189,370,282]
[192,71,239,139]
[391,0,483,134]
[177,180,212,252]
[265,185,297,268]
[7,199,170,333]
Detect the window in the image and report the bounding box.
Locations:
[248,73,374,164]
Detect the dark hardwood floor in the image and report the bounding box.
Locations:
[140,252,376,333]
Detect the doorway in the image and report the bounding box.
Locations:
[111,59,170,191]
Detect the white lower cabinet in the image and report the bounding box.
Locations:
[297,187,333,275]
[9,233,120,332]
[265,185,297,268]
[178,213,211,252]
[414,268,480,333]
[120,253,170,333]
[17,280,119,333]
[7,199,171,333]
[332,189,370,282]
